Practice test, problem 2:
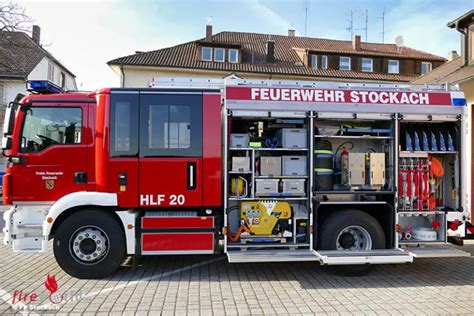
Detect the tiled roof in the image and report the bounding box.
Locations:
[411,57,474,84]
[108,31,445,82]
[0,31,75,79]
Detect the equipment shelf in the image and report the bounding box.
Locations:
[226,243,310,249]
[314,135,393,140]
[313,190,394,195]
[255,175,308,179]
[229,147,308,151]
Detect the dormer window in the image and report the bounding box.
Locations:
[311,55,318,68]
[339,57,351,70]
[201,47,212,61]
[321,55,328,69]
[388,60,399,74]
[214,48,225,62]
[421,62,432,75]
[362,58,373,72]
[228,49,239,63]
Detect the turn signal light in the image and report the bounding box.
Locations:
[47,217,54,223]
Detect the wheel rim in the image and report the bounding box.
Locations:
[336,225,372,251]
[69,226,109,265]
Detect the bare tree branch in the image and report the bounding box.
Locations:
[0,2,32,32]
[0,2,33,75]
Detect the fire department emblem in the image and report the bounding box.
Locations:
[45,180,55,190]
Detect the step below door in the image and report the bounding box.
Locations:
[227,249,320,263]
[317,249,413,265]
[400,243,471,258]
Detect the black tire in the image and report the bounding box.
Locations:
[53,209,125,279]
[318,209,385,276]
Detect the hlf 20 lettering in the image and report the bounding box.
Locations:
[140,194,186,206]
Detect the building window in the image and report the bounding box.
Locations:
[310,55,318,69]
[201,47,212,61]
[47,63,55,82]
[60,72,66,88]
[421,62,432,75]
[361,58,373,72]
[321,55,328,69]
[339,56,351,70]
[214,47,225,62]
[388,60,399,74]
[228,49,239,63]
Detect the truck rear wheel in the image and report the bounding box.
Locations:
[53,209,125,279]
[318,209,385,276]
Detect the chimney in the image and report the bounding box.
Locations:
[448,50,459,61]
[288,29,295,37]
[266,40,275,63]
[32,25,41,45]
[205,24,212,42]
[352,35,361,51]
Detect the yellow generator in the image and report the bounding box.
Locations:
[240,201,292,235]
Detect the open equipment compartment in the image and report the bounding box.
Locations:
[311,114,398,253]
[225,111,313,250]
[398,120,461,246]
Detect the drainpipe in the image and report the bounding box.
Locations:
[120,65,125,88]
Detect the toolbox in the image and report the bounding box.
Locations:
[232,157,250,172]
[369,153,385,187]
[230,134,249,148]
[282,156,307,176]
[260,157,282,176]
[277,128,307,148]
[255,179,280,196]
[282,179,306,196]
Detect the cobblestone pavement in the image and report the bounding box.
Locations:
[0,233,473,315]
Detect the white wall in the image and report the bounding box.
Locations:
[0,80,26,105]
[28,57,77,90]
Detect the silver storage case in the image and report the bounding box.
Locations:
[232,157,250,172]
[282,179,306,196]
[277,128,307,148]
[260,156,281,176]
[282,156,307,176]
[255,179,280,196]
[230,134,249,148]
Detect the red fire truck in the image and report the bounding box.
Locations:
[2,78,472,278]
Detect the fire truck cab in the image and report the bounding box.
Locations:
[2,78,471,278]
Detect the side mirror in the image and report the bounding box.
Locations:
[1,136,12,152]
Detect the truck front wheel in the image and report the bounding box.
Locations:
[53,209,125,279]
[318,209,385,276]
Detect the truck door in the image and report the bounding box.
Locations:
[10,103,90,202]
[138,93,203,207]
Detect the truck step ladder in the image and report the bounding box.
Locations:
[401,243,471,258]
[227,249,320,263]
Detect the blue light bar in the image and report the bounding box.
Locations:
[452,98,466,106]
[26,80,63,94]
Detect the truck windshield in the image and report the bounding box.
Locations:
[20,107,82,153]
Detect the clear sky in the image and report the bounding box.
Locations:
[17,0,474,89]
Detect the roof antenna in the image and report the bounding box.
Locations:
[379,8,386,43]
[304,0,308,37]
[346,11,353,39]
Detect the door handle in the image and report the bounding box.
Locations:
[74,172,87,184]
[187,162,197,190]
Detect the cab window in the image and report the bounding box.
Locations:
[20,107,82,153]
